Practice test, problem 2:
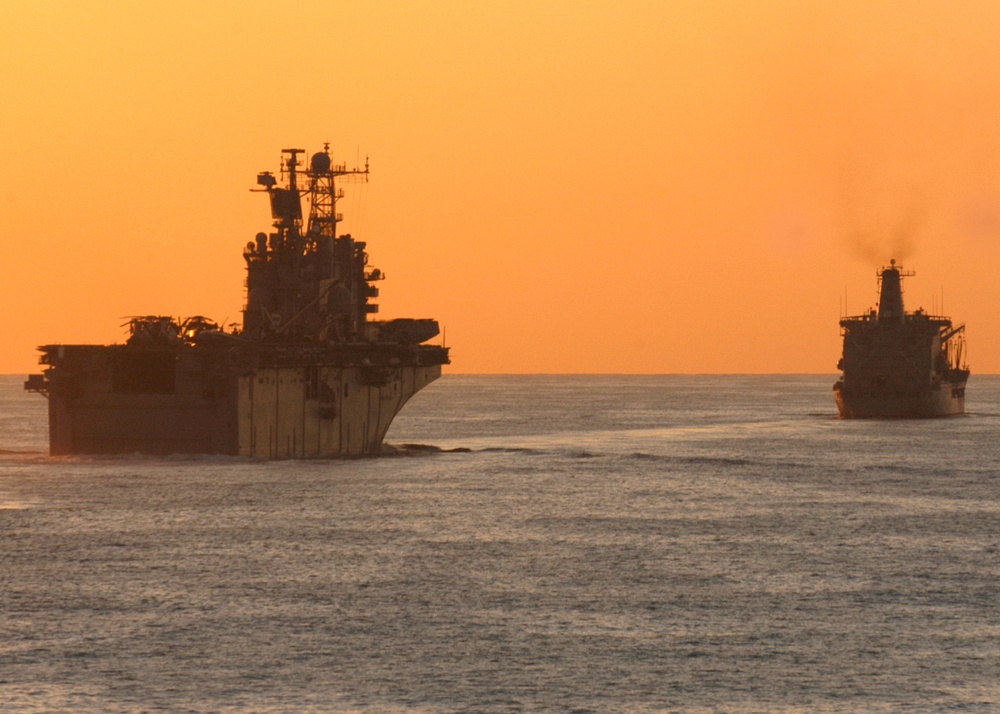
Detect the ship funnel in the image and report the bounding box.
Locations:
[877,259,904,323]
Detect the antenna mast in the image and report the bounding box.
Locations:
[306,143,369,240]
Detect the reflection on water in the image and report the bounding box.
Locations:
[1,375,999,712]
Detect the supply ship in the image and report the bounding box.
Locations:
[25,145,449,457]
[834,259,968,418]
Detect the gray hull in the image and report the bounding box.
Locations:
[834,380,966,418]
[40,344,442,457]
[238,363,441,457]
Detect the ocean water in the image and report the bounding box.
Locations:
[1,373,998,713]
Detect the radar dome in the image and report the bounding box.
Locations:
[311,152,331,173]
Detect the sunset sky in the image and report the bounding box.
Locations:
[4,1,1000,373]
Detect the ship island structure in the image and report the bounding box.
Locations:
[25,145,449,457]
[834,259,969,418]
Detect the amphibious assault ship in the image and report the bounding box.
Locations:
[834,259,968,418]
[25,145,449,457]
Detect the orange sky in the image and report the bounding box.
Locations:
[4,1,1000,373]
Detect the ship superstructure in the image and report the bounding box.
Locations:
[834,259,968,418]
[25,145,449,457]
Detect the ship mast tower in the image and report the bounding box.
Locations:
[306,143,369,241]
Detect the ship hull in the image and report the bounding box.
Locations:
[237,363,440,458]
[39,344,442,457]
[834,380,967,418]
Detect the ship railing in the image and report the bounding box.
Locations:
[840,314,875,325]
[841,313,955,326]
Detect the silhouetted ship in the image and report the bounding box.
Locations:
[25,145,449,456]
[834,259,968,418]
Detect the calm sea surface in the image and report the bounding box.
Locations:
[1,374,998,713]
